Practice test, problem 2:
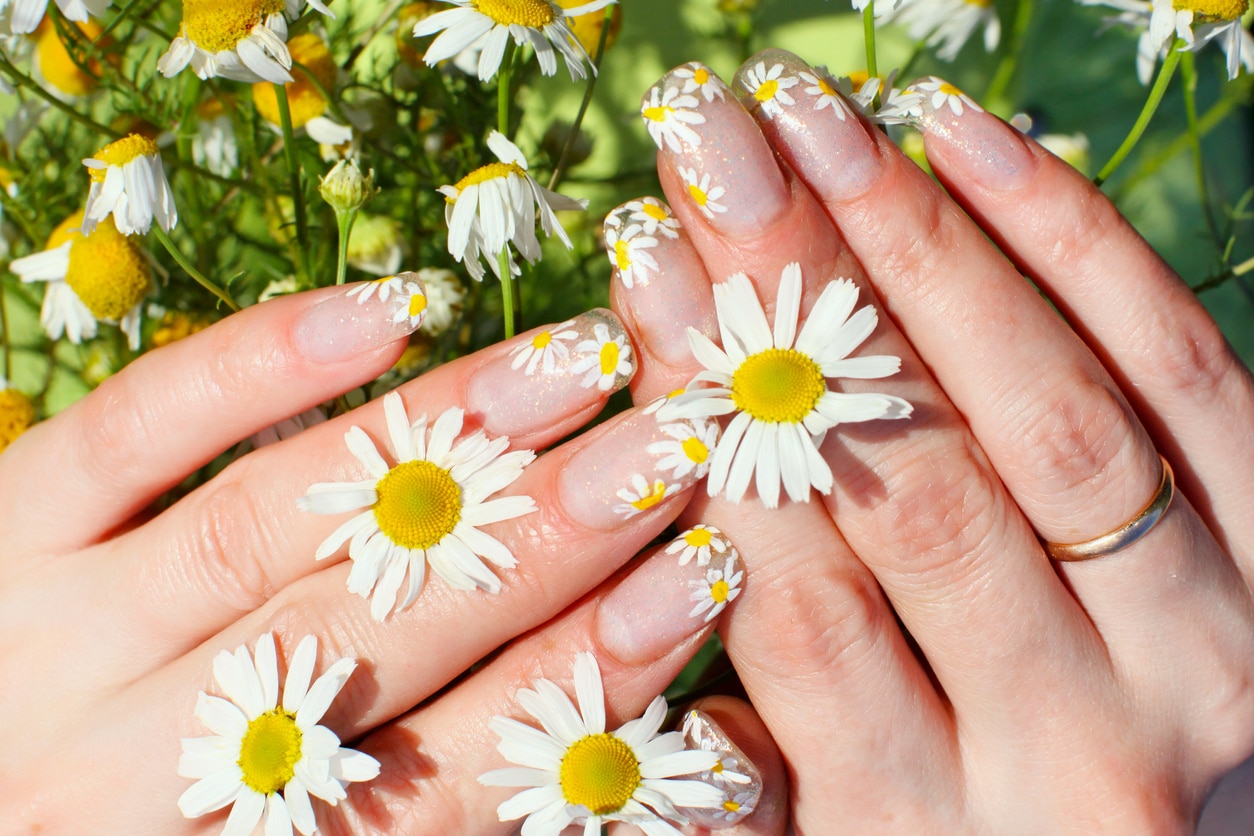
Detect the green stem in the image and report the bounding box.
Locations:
[95,0,145,41]
[1115,86,1241,196]
[334,210,357,286]
[1,281,11,382]
[862,2,878,79]
[497,46,514,137]
[496,52,518,336]
[983,0,1034,109]
[273,82,310,278]
[1094,43,1182,187]
[150,225,241,312]
[499,247,516,339]
[1179,50,1221,246]
[548,6,612,191]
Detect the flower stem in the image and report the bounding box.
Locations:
[334,210,358,286]
[984,0,1034,109]
[499,246,517,339]
[1179,50,1221,246]
[150,225,241,312]
[1093,42,1182,187]
[548,6,613,192]
[273,82,310,279]
[863,2,878,79]
[0,282,12,381]
[497,55,518,337]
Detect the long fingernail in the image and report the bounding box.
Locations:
[467,309,635,436]
[677,709,763,828]
[293,274,427,364]
[643,63,790,236]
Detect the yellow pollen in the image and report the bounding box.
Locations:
[1174,0,1247,19]
[681,436,709,464]
[694,67,710,84]
[0,168,12,192]
[642,203,669,222]
[754,78,779,102]
[373,459,462,550]
[252,33,338,129]
[532,331,553,349]
[473,0,557,27]
[238,709,302,795]
[848,70,871,87]
[687,183,709,207]
[712,761,724,773]
[631,480,667,511]
[642,105,673,123]
[614,239,632,271]
[182,0,284,53]
[666,387,685,399]
[731,348,825,424]
[453,161,527,193]
[938,82,964,97]
[724,799,741,813]
[559,734,641,815]
[710,579,730,603]
[0,388,36,454]
[818,77,837,97]
[65,219,152,321]
[684,528,712,548]
[35,18,107,98]
[88,134,159,184]
[45,211,85,251]
[409,293,428,318]
[598,340,620,375]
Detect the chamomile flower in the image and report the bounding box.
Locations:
[612,196,681,239]
[641,84,705,152]
[689,552,743,622]
[10,212,150,350]
[510,318,578,375]
[190,97,239,176]
[674,60,726,102]
[1081,0,1252,82]
[413,0,616,81]
[158,0,298,84]
[677,167,727,219]
[177,634,380,835]
[413,267,466,336]
[82,133,177,237]
[439,130,586,282]
[0,377,36,454]
[660,264,912,508]
[664,524,733,567]
[30,16,107,100]
[479,652,724,834]
[642,387,688,416]
[346,215,404,276]
[604,222,659,289]
[885,0,1001,61]
[648,418,718,481]
[252,32,354,146]
[841,69,923,125]
[798,67,853,118]
[741,60,798,118]
[909,77,983,116]
[570,320,633,390]
[612,473,676,519]
[298,391,536,621]
[1,0,108,35]
[346,272,429,328]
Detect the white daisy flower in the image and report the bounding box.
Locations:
[191,100,239,177]
[840,70,923,125]
[413,267,465,336]
[298,391,537,621]
[177,633,380,835]
[741,60,799,118]
[647,418,718,481]
[81,134,177,237]
[664,524,733,567]
[604,222,659,289]
[609,196,681,239]
[347,215,404,276]
[413,0,616,81]
[677,167,727,219]
[908,77,983,117]
[711,789,758,821]
[1080,0,1253,82]
[479,652,724,834]
[510,318,578,375]
[570,320,633,390]
[439,130,587,283]
[884,0,1001,61]
[689,551,743,622]
[158,0,296,84]
[660,264,912,508]
[673,60,726,102]
[0,0,108,35]
[798,67,853,119]
[346,272,429,329]
[640,84,705,152]
[612,473,676,519]
[252,32,355,147]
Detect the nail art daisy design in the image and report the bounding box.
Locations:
[614,196,681,239]
[612,473,676,519]
[841,70,923,125]
[346,272,429,329]
[677,167,727,219]
[298,391,537,621]
[82,133,177,236]
[641,84,705,152]
[681,711,754,788]
[571,320,634,390]
[510,318,579,375]
[741,60,798,118]
[643,387,689,416]
[479,652,724,833]
[798,66,854,119]
[604,222,660,289]
[909,77,984,117]
[664,524,735,567]
[177,634,380,835]
[710,790,758,822]
[648,418,718,481]
[690,551,743,622]
[673,60,726,102]
[660,263,912,508]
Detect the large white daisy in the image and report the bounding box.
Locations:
[479,652,724,835]
[884,0,1001,62]
[158,0,294,84]
[660,263,912,508]
[298,391,536,621]
[1080,0,1252,82]
[177,633,380,836]
[82,134,177,237]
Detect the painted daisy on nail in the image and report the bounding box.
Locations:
[571,320,634,390]
[613,473,676,519]
[510,318,578,375]
[157,0,306,84]
[660,264,912,508]
[690,552,743,622]
[799,67,854,119]
[641,84,705,152]
[479,652,724,834]
[82,134,177,237]
[664,524,733,567]
[677,167,727,219]
[742,60,798,118]
[604,222,660,289]
[643,387,689,416]
[298,391,537,621]
[674,60,726,102]
[177,633,380,835]
[614,196,681,239]
[909,77,983,117]
[648,418,718,481]
[346,272,429,329]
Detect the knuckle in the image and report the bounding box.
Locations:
[1045,187,1120,270]
[1145,306,1239,403]
[873,198,961,306]
[199,320,293,408]
[74,366,161,487]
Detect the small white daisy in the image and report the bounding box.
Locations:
[660,263,912,508]
[710,789,758,821]
[908,77,983,117]
[570,320,634,390]
[677,167,727,219]
[177,634,380,836]
[885,0,1001,61]
[1,0,108,35]
[158,0,297,84]
[612,472,676,519]
[673,60,726,102]
[439,130,587,282]
[298,391,537,620]
[413,267,465,336]
[611,196,681,239]
[840,70,923,125]
[191,100,240,177]
[741,60,799,118]
[681,710,755,787]
[479,652,725,834]
[664,524,733,567]
[510,318,578,375]
[413,0,616,81]
[82,134,177,237]
[346,272,429,329]
[604,222,660,289]
[689,551,743,622]
[346,215,404,277]
[647,418,718,481]
[641,84,706,152]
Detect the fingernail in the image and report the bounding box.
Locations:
[734,49,885,202]
[467,309,635,436]
[643,62,790,236]
[293,274,427,364]
[676,709,763,828]
[559,409,720,531]
[908,76,1037,191]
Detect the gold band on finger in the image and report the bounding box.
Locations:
[1044,455,1175,562]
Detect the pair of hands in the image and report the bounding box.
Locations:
[4,49,1253,833]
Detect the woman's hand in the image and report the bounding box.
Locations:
[615,52,1254,831]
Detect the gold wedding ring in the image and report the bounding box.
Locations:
[1044,455,1175,562]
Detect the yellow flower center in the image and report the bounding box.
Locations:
[754,78,779,102]
[693,67,710,84]
[684,527,712,548]
[88,134,159,184]
[0,388,36,454]
[452,161,527,195]
[598,340,620,375]
[1174,0,1247,19]
[712,760,724,774]
[642,105,673,123]
[46,211,86,250]
[182,0,285,53]
[614,239,632,271]
[817,77,837,97]
[373,459,462,550]
[710,579,730,603]
[0,168,13,192]
[556,0,620,54]
[687,183,710,207]
[848,70,871,87]
[252,32,339,129]
[938,82,964,98]
[35,18,106,98]
[724,799,741,812]
[65,220,152,321]
[473,0,557,27]
[731,348,825,424]
[559,733,641,815]
[681,436,709,464]
[238,709,302,795]
[631,480,667,511]
[532,331,553,350]
[408,292,428,319]
[642,202,669,222]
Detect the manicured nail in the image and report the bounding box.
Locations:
[293,274,427,364]
[467,309,634,436]
[643,63,790,236]
[676,709,763,828]
[908,76,1036,191]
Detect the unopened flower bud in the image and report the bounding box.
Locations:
[320,159,376,214]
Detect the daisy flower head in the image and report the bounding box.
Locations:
[0,376,36,454]
[1,0,108,35]
[570,319,634,390]
[298,391,537,620]
[680,710,754,788]
[1090,0,1254,81]
[479,651,725,834]
[664,524,735,567]
[252,32,354,146]
[438,130,587,282]
[844,69,924,125]
[640,83,705,152]
[741,60,799,118]
[158,0,296,83]
[647,418,718,481]
[412,0,616,81]
[413,266,465,336]
[798,66,853,119]
[677,166,727,219]
[908,76,983,118]
[604,221,659,289]
[884,0,1001,61]
[30,16,108,100]
[660,263,912,509]
[81,133,177,237]
[190,97,239,177]
[609,196,681,239]
[177,633,380,835]
[673,60,726,102]
[612,472,676,519]
[345,271,429,329]
[346,215,404,276]
[10,211,151,350]
[510,318,578,375]
[690,551,743,622]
